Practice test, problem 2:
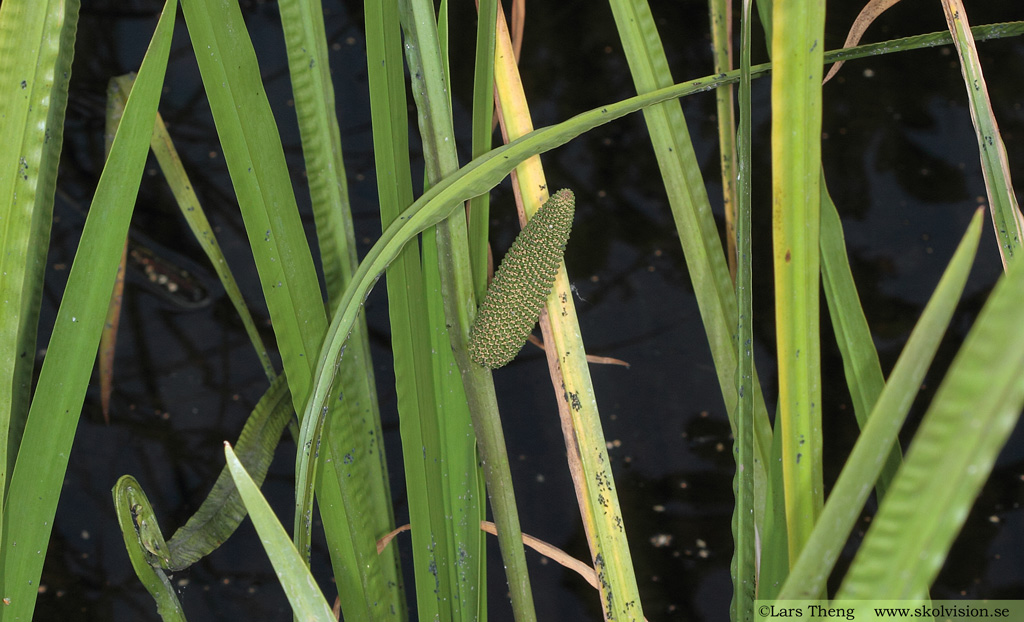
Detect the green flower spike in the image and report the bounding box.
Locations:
[468,188,575,369]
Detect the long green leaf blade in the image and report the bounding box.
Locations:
[468,0,497,298]
[731,0,756,619]
[780,210,984,599]
[363,2,450,620]
[837,258,1024,600]
[224,443,336,622]
[0,0,78,526]
[770,0,826,563]
[820,190,901,501]
[277,2,403,618]
[179,0,327,411]
[279,0,358,313]
[606,0,774,555]
[0,3,175,617]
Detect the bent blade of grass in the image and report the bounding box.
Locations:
[836,259,1024,600]
[111,374,292,585]
[0,0,78,527]
[779,209,984,600]
[822,0,903,84]
[771,0,826,564]
[112,476,187,622]
[0,3,174,617]
[941,0,1023,269]
[290,22,1024,610]
[224,443,336,622]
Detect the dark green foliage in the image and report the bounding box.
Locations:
[468,189,575,368]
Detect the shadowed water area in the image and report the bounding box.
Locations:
[32,0,1024,620]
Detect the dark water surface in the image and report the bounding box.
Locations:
[33,0,1024,620]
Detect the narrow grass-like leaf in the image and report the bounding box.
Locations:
[224,443,336,622]
[106,73,277,383]
[468,0,497,298]
[606,0,774,545]
[731,0,756,618]
[0,3,174,617]
[941,0,1024,269]
[770,0,826,563]
[179,4,400,620]
[277,2,403,616]
[399,1,533,619]
[463,0,498,610]
[363,2,453,621]
[0,0,78,521]
[709,0,739,281]
[820,189,901,501]
[836,259,1024,600]
[780,209,983,599]
[178,0,326,411]
[398,5,468,620]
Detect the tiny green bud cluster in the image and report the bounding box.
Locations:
[468,189,575,368]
